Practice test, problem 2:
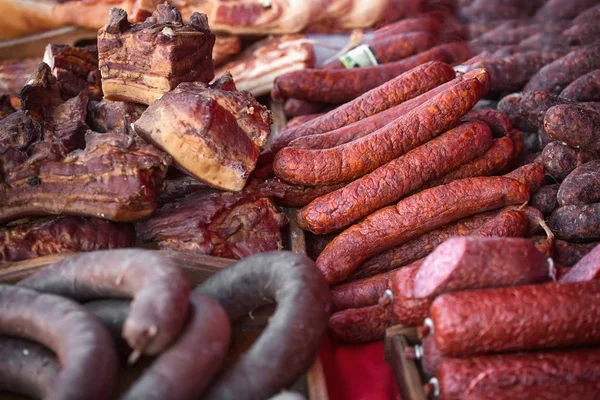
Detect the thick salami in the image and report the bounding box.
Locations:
[271,61,456,151]
[272,43,470,104]
[559,243,600,283]
[274,71,489,186]
[297,121,493,234]
[316,176,529,284]
[427,280,600,357]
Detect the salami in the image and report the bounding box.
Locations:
[544,104,600,152]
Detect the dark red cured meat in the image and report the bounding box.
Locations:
[297,121,493,234]
[288,74,467,150]
[271,61,456,151]
[438,348,600,400]
[530,184,560,216]
[503,161,545,196]
[460,109,512,137]
[391,261,430,326]
[328,298,394,343]
[548,203,600,242]
[544,104,600,152]
[559,243,600,283]
[260,178,344,208]
[524,44,600,94]
[560,69,600,102]
[428,280,600,357]
[272,42,470,104]
[331,268,398,311]
[535,0,600,21]
[414,237,549,298]
[557,160,600,206]
[542,141,597,182]
[317,176,529,284]
[554,240,599,266]
[274,71,489,186]
[352,212,496,281]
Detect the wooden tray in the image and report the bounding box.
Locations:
[384,325,430,400]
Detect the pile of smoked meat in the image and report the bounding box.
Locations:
[1,0,600,399]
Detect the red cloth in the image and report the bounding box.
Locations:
[319,335,401,400]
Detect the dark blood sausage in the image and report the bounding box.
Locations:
[544,104,600,151]
[535,0,600,21]
[460,109,512,137]
[123,293,231,400]
[18,249,190,357]
[195,251,330,400]
[559,243,600,283]
[272,42,471,104]
[297,121,493,234]
[288,73,472,150]
[437,348,600,400]
[331,269,398,311]
[0,285,118,400]
[413,237,549,299]
[503,162,545,196]
[0,337,60,399]
[352,212,496,281]
[419,137,514,191]
[316,176,530,284]
[463,380,600,400]
[549,203,600,242]
[391,262,430,326]
[306,232,335,260]
[564,22,600,47]
[326,32,440,69]
[541,141,596,182]
[260,178,345,208]
[530,184,560,216]
[469,51,565,92]
[554,240,599,266]
[524,44,600,94]
[427,280,600,357]
[557,160,600,206]
[84,299,130,341]
[371,15,443,38]
[560,69,600,102]
[328,295,394,343]
[274,71,489,186]
[515,90,565,132]
[283,99,325,118]
[271,61,456,151]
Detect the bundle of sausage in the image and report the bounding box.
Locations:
[1,249,331,400]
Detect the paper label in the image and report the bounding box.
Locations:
[339,44,379,69]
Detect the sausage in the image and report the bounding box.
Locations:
[316,176,530,284]
[0,285,118,400]
[503,161,545,196]
[195,251,330,400]
[283,99,325,118]
[541,141,597,182]
[297,121,493,234]
[18,249,190,357]
[469,51,566,92]
[272,43,471,104]
[498,92,533,133]
[564,22,600,47]
[371,15,443,38]
[524,44,600,94]
[353,212,496,280]
[548,203,600,242]
[391,262,430,326]
[288,73,470,150]
[271,61,456,150]
[473,22,547,46]
[573,4,600,23]
[284,113,325,129]
[437,348,600,400]
[331,269,398,312]
[516,90,566,132]
[84,299,130,342]
[123,293,231,400]
[328,295,394,343]
[306,232,335,260]
[274,70,489,186]
[535,0,600,21]
[463,381,600,400]
[0,337,60,399]
[426,280,600,357]
[418,137,514,191]
[554,239,599,266]
[559,69,600,102]
[557,160,600,206]
[530,184,560,216]
[544,104,600,151]
[506,129,525,169]
[260,178,345,208]
[559,243,600,283]
[413,237,549,299]
[472,209,530,237]
[420,336,442,377]
[460,109,512,137]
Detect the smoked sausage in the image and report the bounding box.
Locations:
[559,243,600,283]
[559,69,600,102]
[557,160,600,206]
[548,203,600,242]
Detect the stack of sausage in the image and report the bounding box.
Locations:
[0,249,331,400]
[410,240,600,399]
